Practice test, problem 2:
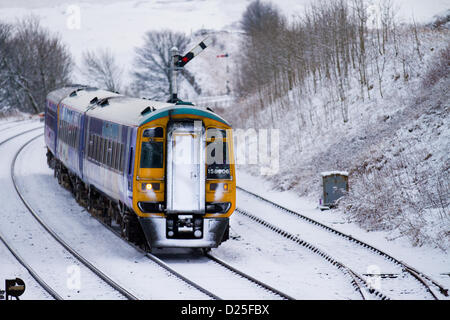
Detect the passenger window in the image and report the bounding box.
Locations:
[99,137,104,163]
[94,135,98,161]
[119,144,124,172]
[107,140,112,167]
[112,141,117,169]
[102,138,107,164]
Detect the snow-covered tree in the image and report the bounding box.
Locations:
[0,16,73,114]
[131,30,201,101]
[81,48,123,93]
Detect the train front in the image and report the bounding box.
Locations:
[133,106,235,249]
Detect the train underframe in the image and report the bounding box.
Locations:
[47,149,229,252]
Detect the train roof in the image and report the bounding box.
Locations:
[48,87,230,127]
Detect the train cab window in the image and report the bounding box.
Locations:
[140,141,163,168]
[143,127,163,138]
[207,141,229,164]
[206,128,231,179]
[206,128,229,164]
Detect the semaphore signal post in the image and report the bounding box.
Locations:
[168,37,212,103]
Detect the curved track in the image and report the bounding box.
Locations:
[7,131,297,300]
[11,133,219,300]
[235,208,386,300]
[8,132,137,300]
[237,186,448,299]
[0,232,62,300]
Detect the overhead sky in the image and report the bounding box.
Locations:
[0,0,448,25]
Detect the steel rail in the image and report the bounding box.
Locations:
[0,231,63,300]
[0,119,35,133]
[11,134,139,300]
[20,132,220,300]
[0,125,44,145]
[235,207,391,300]
[204,252,296,300]
[82,207,221,300]
[237,186,448,299]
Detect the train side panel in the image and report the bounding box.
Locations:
[82,115,136,209]
[44,99,58,155]
[56,103,83,177]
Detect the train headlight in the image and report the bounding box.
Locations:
[142,183,160,191]
[194,230,202,238]
[209,183,229,191]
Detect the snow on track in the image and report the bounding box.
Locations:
[237,190,438,299]
[12,136,212,300]
[0,234,53,300]
[0,131,126,299]
[0,120,43,143]
[154,249,286,300]
[214,213,364,300]
[0,119,35,133]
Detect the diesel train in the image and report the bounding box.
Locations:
[44,85,235,251]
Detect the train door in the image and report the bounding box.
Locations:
[166,121,205,214]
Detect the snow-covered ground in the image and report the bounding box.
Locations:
[0,124,447,299]
[10,134,359,300]
[235,171,450,297]
[0,0,448,300]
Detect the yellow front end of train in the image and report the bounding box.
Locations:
[132,108,235,249]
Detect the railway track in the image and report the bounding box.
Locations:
[237,186,449,300]
[11,133,219,300]
[8,126,443,300]
[0,119,34,133]
[203,252,295,300]
[0,124,44,144]
[154,250,295,300]
[91,201,294,300]
[0,231,62,300]
[8,134,297,300]
[6,132,137,300]
[9,132,385,300]
[234,208,387,300]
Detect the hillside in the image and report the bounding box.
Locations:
[221,22,449,250]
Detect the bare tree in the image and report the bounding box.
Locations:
[81,48,123,92]
[131,30,201,101]
[0,16,73,113]
[0,22,13,106]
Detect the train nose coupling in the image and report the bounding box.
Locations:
[166,215,204,239]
